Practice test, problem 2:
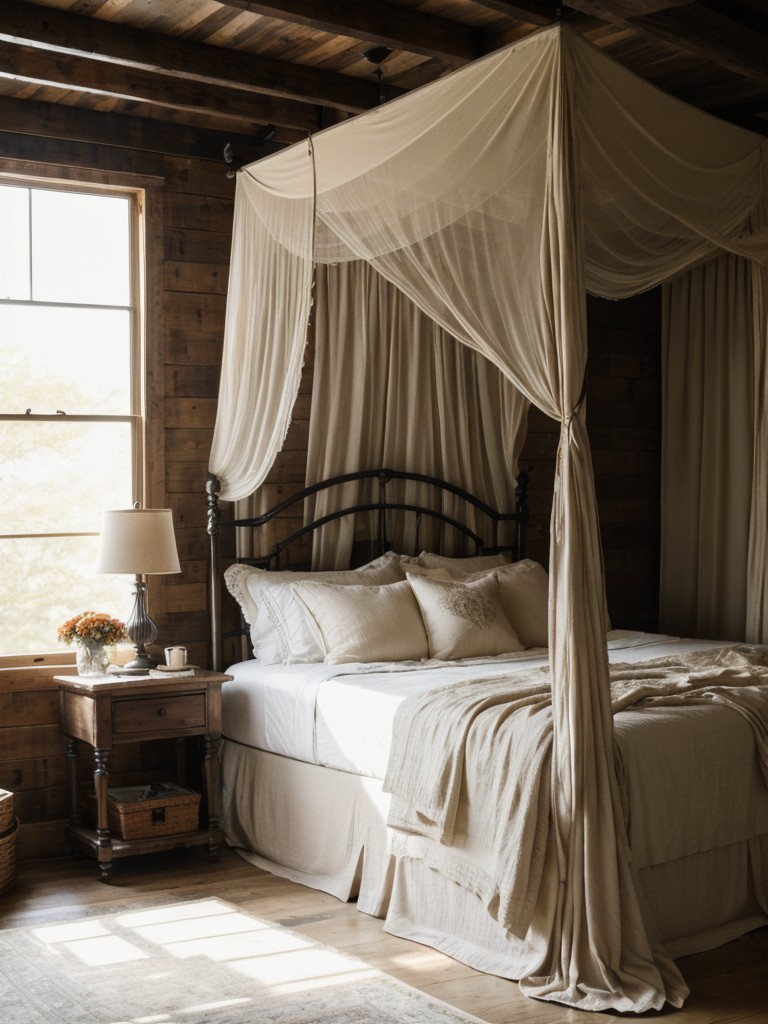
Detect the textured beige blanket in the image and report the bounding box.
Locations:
[383,645,768,938]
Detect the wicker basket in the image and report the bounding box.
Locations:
[0,817,19,896]
[0,790,13,836]
[92,785,201,841]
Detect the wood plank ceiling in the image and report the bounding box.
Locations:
[0,0,767,163]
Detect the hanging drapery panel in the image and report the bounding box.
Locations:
[209,22,768,1011]
[660,256,754,641]
[208,192,313,503]
[308,261,529,569]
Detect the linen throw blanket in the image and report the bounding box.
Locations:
[383,646,768,939]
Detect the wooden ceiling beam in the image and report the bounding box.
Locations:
[632,6,768,84]
[0,40,320,131]
[0,93,292,161]
[451,1,558,26]
[0,0,389,113]
[216,0,481,64]
[565,0,691,14]
[566,1,768,85]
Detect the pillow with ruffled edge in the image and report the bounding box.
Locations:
[407,571,523,660]
[417,550,512,578]
[462,559,549,648]
[228,551,407,663]
[292,578,429,664]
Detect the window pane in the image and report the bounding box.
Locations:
[0,535,133,656]
[0,184,30,300]
[0,420,134,534]
[31,190,131,306]
[0,305,131,415]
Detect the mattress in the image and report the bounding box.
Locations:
[223,630,720,771]
[221,630,768,871]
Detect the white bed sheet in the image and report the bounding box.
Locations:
[223,630,724,777]
[222,630,768,870]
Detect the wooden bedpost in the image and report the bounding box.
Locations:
[206,473,223,672]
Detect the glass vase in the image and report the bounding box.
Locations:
[76,643,110,677]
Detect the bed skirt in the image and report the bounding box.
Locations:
[221,739,393,917]
[221,739,768,968]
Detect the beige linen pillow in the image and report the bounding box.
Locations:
[417,550,512,578]
[292,579,429,664]
[407,571,523,660]
[463,559,549,648]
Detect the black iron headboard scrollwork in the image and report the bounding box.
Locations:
[206,468,530,671]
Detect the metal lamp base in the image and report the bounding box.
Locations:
[122,575,159,674]
[118,651,157,674]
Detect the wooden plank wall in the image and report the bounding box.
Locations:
[520,290,662,632]
[0,100,661,861]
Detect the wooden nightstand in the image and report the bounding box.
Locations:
[56,669,232,881]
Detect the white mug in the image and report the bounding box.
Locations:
[165,646,187,668]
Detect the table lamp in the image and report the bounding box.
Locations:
[96,507,181,673]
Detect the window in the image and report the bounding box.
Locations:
[0,179,144,659]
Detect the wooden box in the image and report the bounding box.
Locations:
[92,784,201,840]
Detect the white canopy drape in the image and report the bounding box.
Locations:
[308,261,529,568]
[210,25,768,1011]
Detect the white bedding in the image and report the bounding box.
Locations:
[222,630,768,870]
[223,630,731,776]
[220,629,768,972]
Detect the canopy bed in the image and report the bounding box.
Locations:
[207,23,768,1014]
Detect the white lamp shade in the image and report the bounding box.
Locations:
[97,508,181,575]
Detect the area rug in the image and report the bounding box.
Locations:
[0,897,486,1024]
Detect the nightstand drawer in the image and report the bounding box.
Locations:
[112,694,206,735]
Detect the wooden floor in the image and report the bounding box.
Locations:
[2,847,767,1024]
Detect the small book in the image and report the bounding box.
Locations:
[148,667,195,678]
[151,662,199,672]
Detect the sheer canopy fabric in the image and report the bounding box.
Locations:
[209,24,768,1011]
[307,261,529,568]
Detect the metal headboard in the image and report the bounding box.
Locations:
[206,467,530,671]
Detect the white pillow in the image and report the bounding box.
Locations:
[292,579,429,664]
[417,550,512,578]
[407,571,523,660]
[224,551,404,662]
[463,559,549,648]
[258,582,325,663]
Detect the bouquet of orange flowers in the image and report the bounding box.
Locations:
[58,611,128,647]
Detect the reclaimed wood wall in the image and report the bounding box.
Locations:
[520,290,662,633]
[0,101,661,861]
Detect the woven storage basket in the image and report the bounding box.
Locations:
[0,817,19,896]
[0,789,13,835]
[99,784,201,841]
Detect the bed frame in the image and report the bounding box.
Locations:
[206,467,530,672]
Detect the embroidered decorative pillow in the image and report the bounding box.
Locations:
[407,571,523,660]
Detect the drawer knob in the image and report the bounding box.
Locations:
[157,707,167,718]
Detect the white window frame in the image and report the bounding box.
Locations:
[0,165,162,668]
